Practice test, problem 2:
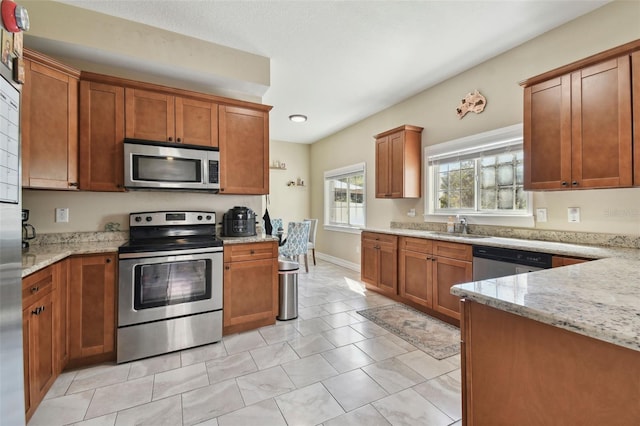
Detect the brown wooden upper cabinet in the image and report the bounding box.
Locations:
[79,80,125,191]
[633,50,640,185]
[219,105,270,194]
[522,40,640,190]
[375,125,423,198]
[125,88,219,147]
[22,49,80,190]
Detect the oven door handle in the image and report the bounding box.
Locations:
[119,246,223,259]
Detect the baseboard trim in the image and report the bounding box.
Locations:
[316,252,361,272]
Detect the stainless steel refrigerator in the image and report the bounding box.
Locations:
[0,68,25,424]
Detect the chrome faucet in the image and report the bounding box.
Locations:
[459,216,468,235]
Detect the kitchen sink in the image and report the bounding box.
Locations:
[428,232,490,239]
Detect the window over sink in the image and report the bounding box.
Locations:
[424,124,534,227]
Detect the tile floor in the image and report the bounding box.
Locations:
[30,260,462,426]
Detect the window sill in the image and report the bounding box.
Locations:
[323,225,363,235]
[424,213,534,228]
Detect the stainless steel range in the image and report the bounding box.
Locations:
[117,211,223,363]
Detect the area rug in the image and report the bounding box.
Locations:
[356,304,460,360]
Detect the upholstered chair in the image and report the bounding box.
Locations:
[304,218,319,266]
[270,218,283,236]
[278,221,311,272]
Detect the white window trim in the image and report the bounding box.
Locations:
[323,162,366,233]
[423,124,534,228]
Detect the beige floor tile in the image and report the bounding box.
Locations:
[181,379,244,426]
[396,350,458,380]
[288,333,335,358]
[323,369,388,412]
[412,373,462,421]
[323,404,391,426]
[217,398,286,426]
[85,376,154,419]
[71,412,117,426]
[114,395,182,426]
[205,351,257,384]
[258,323,302,344]
[322,325,367,347]
[275,382,345,425]
[355,335,409,361]
[321,344,375,373]
[128,352,181,380]
[250,342,299,370]
[372,388,451,426]
[180,342,227,366]
[222,330,267,355]
[281,353,339,387]
[28,390,94,426]
[152,363,209,400]
[67,364,131,394]
[236,366,295,405]
[362,357,426,393]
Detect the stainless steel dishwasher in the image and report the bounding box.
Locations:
[472,245,552,280]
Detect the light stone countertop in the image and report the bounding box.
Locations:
[450,258,640,352]
[366,227,640,352]
[22,234,279,277]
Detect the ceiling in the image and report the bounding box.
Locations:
[54,0,608,144]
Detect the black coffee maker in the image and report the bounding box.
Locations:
[22,209,36,250]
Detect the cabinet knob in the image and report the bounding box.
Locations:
[69,182,78,187]
[177,138,182,143]
[106,258,112,264]
[431,257,436,262]
[561,181,568,186]
[572,181,578,186]
[225,265,230,270]
[30,286,39,293]
[168,137,173,142]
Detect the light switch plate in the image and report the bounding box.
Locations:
[536,208,547,223]
[567,207,580,223]
[55,207,69,223]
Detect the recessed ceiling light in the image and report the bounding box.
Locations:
[289,114,307,123]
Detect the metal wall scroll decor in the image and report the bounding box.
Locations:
[456,89,486,119]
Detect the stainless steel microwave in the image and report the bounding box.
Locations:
[124,139,220,192]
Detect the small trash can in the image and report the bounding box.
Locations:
[277,259,299,320]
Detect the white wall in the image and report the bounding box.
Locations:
[310,1,640,265]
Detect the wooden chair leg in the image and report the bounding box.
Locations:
[312,248,316,265]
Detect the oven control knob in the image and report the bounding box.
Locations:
[206,215,212,220]
[145,216,152,222]
[197,215,203,220]
[134,216,142,222]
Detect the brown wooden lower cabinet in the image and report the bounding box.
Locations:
[68,253,117,366]
[223,241,278,335]
[552,255,590,267]
[22,264,57,422]
[361,232,398,297]
[397,237,471,322]
[460,300,640,425]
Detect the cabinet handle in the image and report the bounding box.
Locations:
[561,181,568,186]
[177,138,182,143]
[225,265,230,270]
[431,257,436,262]
[425,256,431,260]
[69,182,78,187]
[30,286,39,293]
[168,137,173,142]
[31,306,45,315]
[250,250,255,254]
[572,181,578,186]
[106,258,112,264]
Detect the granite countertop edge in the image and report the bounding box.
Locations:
[22,235,280,277]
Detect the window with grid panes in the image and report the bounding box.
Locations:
[324,163,366,230]
[426,125,529,216]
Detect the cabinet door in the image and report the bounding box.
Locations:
[22,58,79,190]
[223,257,278,335]
[399,249,433,308]
[361,238,379,286]
[377,243,398,296]
[389,131,405,198]
[375,136,391,197]
[69,254,117,361]
[571,56,632,189]
[54,259,70,372]
[23,291,56,422]
[125,88,175,142]
[433,256,472,320]
[523,75,572,190]
[79,81,125,191]
[175,97,218,147]
[219,105,269,194]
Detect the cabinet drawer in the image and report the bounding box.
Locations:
[433,241,472,261]
[224,241,278,262]
[22,266,54,309]
[362,232,398,247]
[400,237,432,254]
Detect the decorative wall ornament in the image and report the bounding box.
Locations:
[456,89,486,119]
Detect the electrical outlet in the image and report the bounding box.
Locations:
[407,208,416,217]
[568,207,580,223]
[55,207,69,223]
[536,208,547,223]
